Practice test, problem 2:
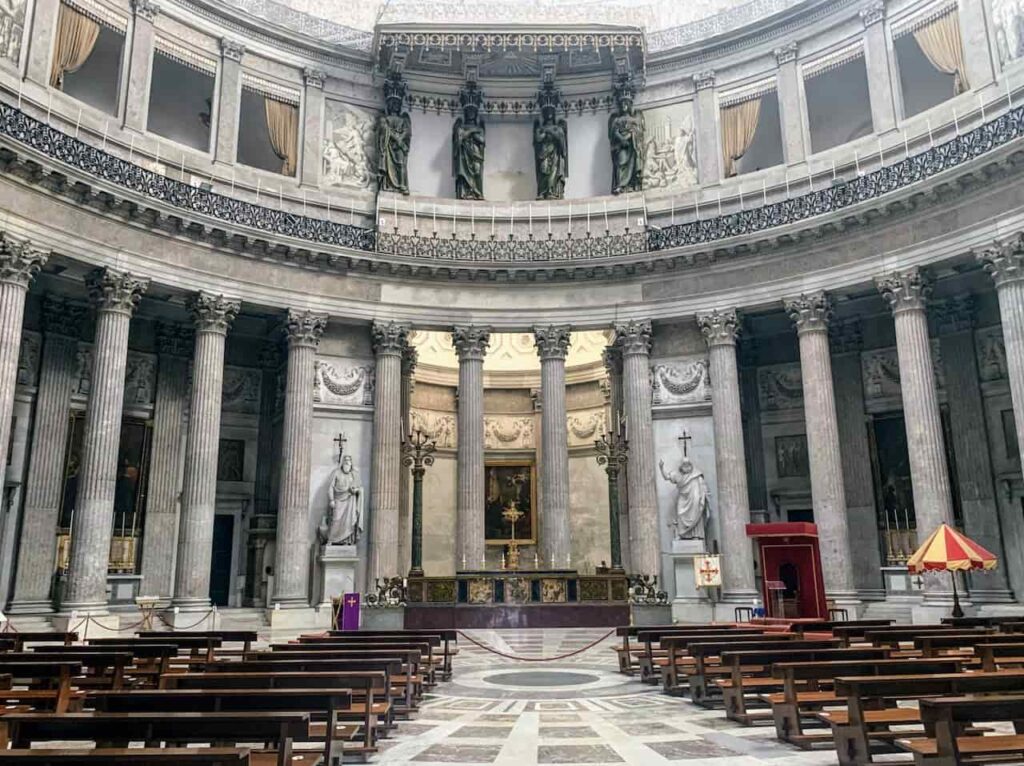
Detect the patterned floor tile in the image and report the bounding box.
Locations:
[537,744,625,763]
[412,743,503,763]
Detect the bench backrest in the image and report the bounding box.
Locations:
[326,629,456,641]
[89,688,353,715]
[636,627,763,645]
[834,670,1024,699]
[164,671,381,692]
[918,693,1024,724]
[771,657,964,680]
[687,638,838,659]
[32,645,178,660]
[719,647,890,666]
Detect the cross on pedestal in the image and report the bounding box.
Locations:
[334,432,348,463]
[678,429,692,458]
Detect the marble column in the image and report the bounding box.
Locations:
[785,292,859,602]
[876,270,956,544]
[692,71,723,185]
[272,309,327,607]
[738,339,768,518]
[453,325,490,570]
[122,0,160,133]
[860,1,897,134]
[397,342,416,575]
[603,345,632,571]
[535,325,572,567]
[959,0,996,91]
[63,268,148,612]
[172,293,240,609]
[213,39,245,167]
[614,320,660,577]
[253,343,281,517]
[9,295,83,613]
[368,321,409,581]
[138,322,191,600]
[934,297,1012,601]
[24,0,60,86]
[774,43,807,166]
[299,69,326,187]
[698,309,757,601]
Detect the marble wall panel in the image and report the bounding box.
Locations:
[322,100,377,191]
[568,455,611,571]
[652,357,710,406]
[421,454,457,575]
[222,366,262,414]
[314,357,374,406]
[641,101,698,192]
[757,362,803,411]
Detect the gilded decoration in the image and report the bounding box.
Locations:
[580,577,610,601]
[485,461,536,545]
[468,578,493,604]
[427,579,456,602]
[505,577,531,604]
[540,578,567,603]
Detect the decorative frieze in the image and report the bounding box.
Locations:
[567,409,606,446]
[931,295,975,335]
[222,366,261,414]
[313,360,374,406]
[483,415,536,450]
[975,327,1007,381]
[861,342,945,399]
[156,322,194,357]
[651,358,710,405]
[757,363,804,410]
[42,296,86,339]
[16,331,40,387]
[410,408,456,448]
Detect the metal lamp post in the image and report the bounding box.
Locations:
[401,427,436,578]
[594,426,629,573]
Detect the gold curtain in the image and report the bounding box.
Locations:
[265,97,299,176]
[913,11,970,95]
[50,3,100,89]
[721,97,762,178]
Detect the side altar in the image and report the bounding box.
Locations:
[404,570,630,628]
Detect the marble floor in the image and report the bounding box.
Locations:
[376,628,845,766]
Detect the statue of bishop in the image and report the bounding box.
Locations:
[321,452,363,546]
[659,457,710,540]
[533,83,568,200]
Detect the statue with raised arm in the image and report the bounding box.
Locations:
[608,77,645,194]
[321,453,363,545]
[376,67,411,194]
[453,81,486,200]
[659,457,710,540]
[533,84,568,200]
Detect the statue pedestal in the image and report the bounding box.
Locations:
[670,538,717,623]
[317,544,358,611]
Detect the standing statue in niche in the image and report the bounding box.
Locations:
[376,67,411,195]
[659,457,711,540]
[533,84,568,200]
[452,81,486,200]
[320,441,363,545]
[608,77,645,194]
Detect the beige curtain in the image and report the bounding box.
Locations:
[913,11,970,95]
[50,3,100,89]
[721,97,762,178]
[265,98,299,176]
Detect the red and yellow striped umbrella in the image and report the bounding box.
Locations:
[907,523,998,574]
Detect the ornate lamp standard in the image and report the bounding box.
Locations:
[401,427,436,577]
[594,423,629,574]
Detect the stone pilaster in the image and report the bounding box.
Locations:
[773,43,807,165]
[692,71,723,184]
[603,345,631,571]
[613,320,659,577]
[738,337,768,517]
[369,321,409,581]
[138,322,191,600]
[876,270,956,547]
[271,309,327,607]
[9,296,83,613]
[63,268,148,612]
[172,293,240,609]
[860,1,897,134]
[534,325,572,567]
[213,38,245,166]
[25,0,60,86]
[300,69,326,186]
[784,293,858,602]
[453,325,490,569]
[398,342,416,575]
[254,342,281,516]
[697,309,757,601]
[959,0,995,90]
[122,0,160,133]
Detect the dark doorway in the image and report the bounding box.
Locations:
[209,515,234,606]
[870,413,915,565]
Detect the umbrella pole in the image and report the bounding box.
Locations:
[950,570,964,619]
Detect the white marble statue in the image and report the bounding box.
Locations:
[320,454,363,545]
[659,457,710,540]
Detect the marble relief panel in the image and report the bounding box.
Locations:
[0,0,25,68]
[410,408,456,448]
[314,359,374,406]
[16,331,40,387]
[757,363,803,410]
[976,326,1007,381]
[483,415,535,450]
[651,357,710,406]
[641,101,698,192]
[992,0,1024,65]
[123,352,157,406]
[222,366,261,414]
[567,408,606,447]
[861,342,945,400]
[322,100,377,191]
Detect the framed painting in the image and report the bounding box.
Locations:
[484,460,537,545]
[775,434,809,478]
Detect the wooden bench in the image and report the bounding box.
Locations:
[0,632,78,651]
[322,630,458,680]
[977,642,1024,671]
[610,625,742,675]
[636,627,765,684]
[10,651,135,690]
[89,636,224,664]
[861,627,992,650]
[136,631,258,653]
[898,694,1024,766]
[786,619,894,638]
[0,711,313,766]
[0,748,251,764]
[270,642,434,689]
[915,632,1018,658]
[822,670,1024,766]
[0,661,84,713]
[657,632,785,694]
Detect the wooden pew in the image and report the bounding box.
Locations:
[635,627,765,683]
[56,644,181,685]
[657,632,784,694]
[136,631,258,654]
[977,642,1024,671]
[915,632,1018,658]
[766,657,965,747]
[0,632,78,651]
[787,619,894,638]
[898,694,1024,766]
[0,660,83,713]
[861,626,992,650]
[322,630,459,680]
[88,636,223,664]
[0,748,251,764]
[822,670,1024,766]
[8,651,135,690]
[0,712,313,766]
[272,641,434,687]
[608,624,739,675]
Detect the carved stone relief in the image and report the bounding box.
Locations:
[74,344,92,396]
[641,101,697,191]
[992,0,1024,65]
[976,327,1007,382]
[123,352,157,406]
[757,363,804,410]
[652,358,710,405]
[0,0,25,67]
[313,359,374,406]
[323,100,377,191]
[16,331,40,387]
[861,342,945,400]
[410,408,456,448]
[567,408,606,447]
[484,415,536,450]
[222,366,261,414]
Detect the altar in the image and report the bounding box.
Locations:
[404,570,630,629]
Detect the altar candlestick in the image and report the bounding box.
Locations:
[1008,77,1013,108]
[534,552,539,569]
[762,179,766,207]
[625,194,630,229]
[670,197,675,226]
[694,193,700,220]
[784,170,789,197]
[509,207,514,238]
[927,118,934,147]
[462,554,466,570]
[255,178,261,204]
[529,203,533,235]
[878,137,884,166]
[567,201,572,234]
[550,553,555,569]
[603,200,609,231]
[903,130,910,159]
[831,160,836,183]
[547,203,552,235]
[302,190,307,216]
[46,89,52,124]
[101,121,108,151]
[16,77,22,109]
[471,203,475,235]
[129,135,136,164]
[586,202,591,233]
[433,204,437,233]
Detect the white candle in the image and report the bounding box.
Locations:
[326,196,331,220]
[831,160,836,182]
[302,190,307,215]
[529,203,533,235]
[1008,77,1013,109]
[491,205,495,236]
[412,199,417,231]
[694,193,700,220]
[738,186,743,211]
[16,77,22,109]
[903,130,910,159]
[256,178,261,203]
[75,108,82,137]
[784,170,789,197]
[762,178,766,206]
[46,89,52,124]
[716,192,721,217]
[603,200,609,231]
[509,206,514,238]
[101,122,108,151]
[953,108,960,135]
[878,137,884,166]
[471,203,475,235]
[433,204,437,233]
[854,150,860,176]
[567,201,571,234]
[927,118,934,147]
[625,194,630,229]
[979,93,985,122]
[586,203,591,233]
[547,203,552,234]
[129,135,135,164]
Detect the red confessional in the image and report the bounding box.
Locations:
[745,522,828,620]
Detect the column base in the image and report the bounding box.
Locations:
[827,591,865,619]
[53,610,123,638]
[160,609,217,631]
[169,597,212,612]
[266,605,330,631]
[5,600,56,616]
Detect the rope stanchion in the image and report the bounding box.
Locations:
[154,609,214,631]
[86,613,148,633]
[457,628,616,662]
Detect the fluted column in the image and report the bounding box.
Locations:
[535,326,572,566]
[614,321,659,576]
[122,0,159,133]
[254,342,281,516]
[603,345,631,571]
[9,296,83,613]
[213,39,245,166]
[698,309,757,601]
[453,326,490,569]
[63,268,149,611]
[785,293,858,602]
[397,342,417,574]
[876,270,956,543]
[139,322,191,600]
[272,310,327,607]
[172,293,240,609]
[368,321,409,581]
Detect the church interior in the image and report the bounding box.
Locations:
[0,0,1024,762]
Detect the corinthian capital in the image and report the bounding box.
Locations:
[876,269,931,314]
[401,342,418,376]
[131,0,159,21]
[613,320,652,357]
[0,234,47,289]
[774,42,798,66]
[534,325,572,361]
[697,308,740,347]
[860,0,885,27]
[85,267,148,315]
[283,309,328,348]
[188,292,240,334]
[977,235,1024,288]
[371,320,410,356]
[602,345,623,376]
[784,292,832,335]
[452,325,491,361]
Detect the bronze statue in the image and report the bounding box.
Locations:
[533,101,568,200]
[452,83,486,200]
[376,69,411,195]
[609,79,645,194]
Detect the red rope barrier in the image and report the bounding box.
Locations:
[456,629,616,662]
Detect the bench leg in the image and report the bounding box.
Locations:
[688,675,708,706]
[723,687,746,721]
[772,702,801,743]
[833,724,871,766]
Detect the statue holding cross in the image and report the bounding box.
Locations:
[319,432,363,546]
[659,429,711,541]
